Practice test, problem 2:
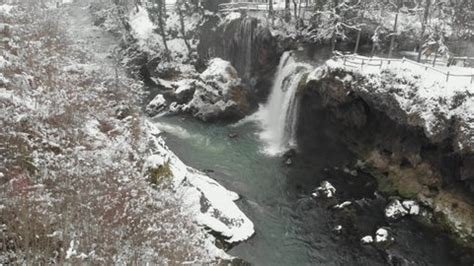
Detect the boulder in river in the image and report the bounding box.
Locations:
[312,181,336,198]
[385,199,420,220]
[361,235,374,244]
[146,94,167,116]
[375,227,394,243]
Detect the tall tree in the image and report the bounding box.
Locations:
[149,0,170,60]
[176,0,192,57]
[388,0,402,58]
[269,0,274,26]
[417,0,431,62]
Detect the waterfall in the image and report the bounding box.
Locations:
[222,17,255,81]
[256,51,310,156]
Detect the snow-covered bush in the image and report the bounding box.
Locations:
[0,3,213,264]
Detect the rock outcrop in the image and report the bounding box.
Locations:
[146,58,250,121]
[299,60,474,247]
[198,15,280,104]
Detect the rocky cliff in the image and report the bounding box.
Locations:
[298,60,474,246]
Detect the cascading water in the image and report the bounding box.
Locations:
[256,51,311,155]
[222,17,255,80]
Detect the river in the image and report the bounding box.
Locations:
[152,114,471,265]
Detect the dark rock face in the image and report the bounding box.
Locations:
[300,72,474,196]
[198,16,280,105]
[298,70,474,244]
[202,0,230,12]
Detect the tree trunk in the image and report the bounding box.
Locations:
[177,0,192,57]
[156,0,170,60]
[269,0,274,26]
[388,9,399,58]
[292,0,298,21]
[417,0,431,62]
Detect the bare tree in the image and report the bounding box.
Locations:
[269,0,274,26]
[148,0,170,60]
[387,0,402,58]
[176,0,192,57]
[417,0,431,62]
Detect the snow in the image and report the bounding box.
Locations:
[385,199,409,219]
[220,12,241,26]
[333,201,352,209]
[200,58,240,95]
[1,2,253,263]
[312,181,336,198]
[313,55,474,152]
[129,6,155,46]
[167,38,189,58]
[0,4,14,15]
[402,200,420,215]
[146,94,167,115]
[375,228,390,243]
[385,199,420,219]
[143,154,166,171]
[361,235,374,244]
[144,121,255,243]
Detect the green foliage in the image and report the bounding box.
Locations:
[147,161,173,186]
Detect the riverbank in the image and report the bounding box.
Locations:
[0,1,253,263]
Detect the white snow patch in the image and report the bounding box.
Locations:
[402,200,420,215]
[220,12,241,26]
[333,201,352,209]
[146,94,167,115]
[361,235,374,244]
[384,199,409,219]
[129,6,155,44]
[0,4,14,14]
[144,121,255,243]
[375,228,390,243]
[312,181,336,198]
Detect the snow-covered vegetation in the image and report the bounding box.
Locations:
[0,1,253,263]
[314,55,474,151]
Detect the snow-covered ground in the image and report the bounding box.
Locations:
[0,1,253,263]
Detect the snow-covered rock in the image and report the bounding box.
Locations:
[384,199,409,220]
[174,79,196,104]
[333,225,343,233]
[361,228,394,245]
[129,6,155,48]
[312,181,336,198]
[144,121,255,243]
[361,235,374,244]
[402,200,420,215]
[333,201,352,209]
[146,94,167,116]
[157,59,249,121]
[385,199,420,219]
[375,228,393,243]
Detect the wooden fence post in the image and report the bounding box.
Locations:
[446,72,450,82]
[354,29,361,54]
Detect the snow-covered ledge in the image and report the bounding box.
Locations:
[143,121,255,245]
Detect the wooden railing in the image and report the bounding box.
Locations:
[218,2,316,13]
[218,2,269,12]
[337,54,474,84]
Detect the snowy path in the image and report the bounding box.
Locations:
[65,2,121,76]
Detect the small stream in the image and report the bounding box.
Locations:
[152,115,471,265]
